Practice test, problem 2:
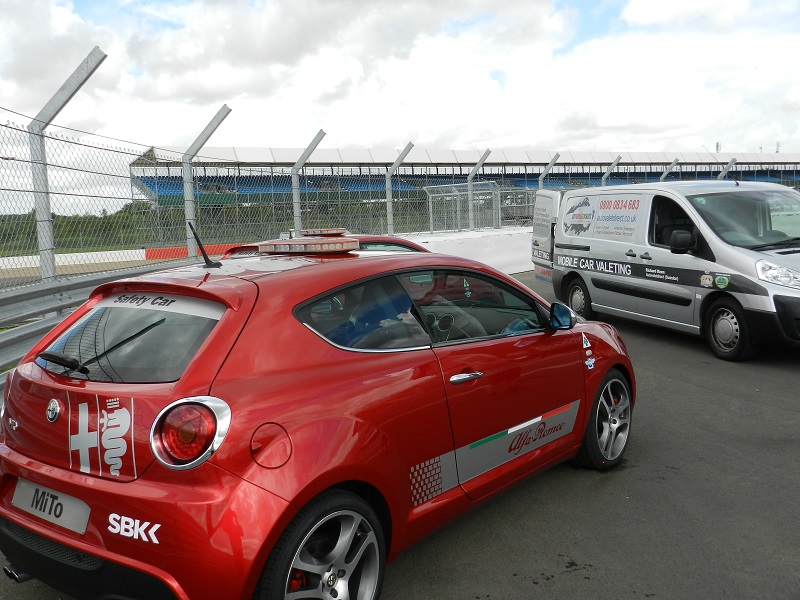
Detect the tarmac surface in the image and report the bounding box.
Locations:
[2,271,799,599]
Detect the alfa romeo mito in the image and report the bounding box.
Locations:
[0,232,635,600]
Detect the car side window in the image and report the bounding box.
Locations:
[397,270,546,343]
[297,276,431,351]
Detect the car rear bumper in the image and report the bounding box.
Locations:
[1,515,176,600]
[0,444,289,600]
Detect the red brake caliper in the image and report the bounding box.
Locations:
[289,570,307,591]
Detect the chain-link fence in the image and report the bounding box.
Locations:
[129,163,525,247]
[4,119,800,293]
[2,122,533,292]
[1,122,162,288]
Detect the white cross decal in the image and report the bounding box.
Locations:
[70,403,98,474]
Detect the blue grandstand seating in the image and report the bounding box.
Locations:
[513,180,539,189]
[338,178,417,192]
[137,175,317,196]
[747,174,782,182]
[135,167,799,203]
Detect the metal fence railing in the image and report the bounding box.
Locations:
[5,118,800,295]
[1,121,180,290]
[2,122,541,293]
[128,163,515,246]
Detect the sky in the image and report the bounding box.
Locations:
[1,0,799,154]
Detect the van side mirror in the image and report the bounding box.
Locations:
[550,302,578,329]
[670,230,693,254]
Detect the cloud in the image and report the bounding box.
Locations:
[621,0,799,31]
[0,0,798,153]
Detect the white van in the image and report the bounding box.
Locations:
[531,180,800,360]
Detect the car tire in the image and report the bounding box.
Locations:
[255,490,385,600]
[703,297,755,361]
[566,277,596,320]
[573,369,632,470]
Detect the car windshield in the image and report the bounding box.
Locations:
[36,293,225,383]
[688,188,800,249]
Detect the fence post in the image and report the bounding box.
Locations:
[292,130,326,233]
[601,155,622,187]
[468,149,491,230]
[717,158,737,179]
[660,158,680,181]
[182,105,231,258]
[385,142,413,235]
[538,152,560,188]
[429,190,435,233]
[28,46,106,280]
[28,131,55,280]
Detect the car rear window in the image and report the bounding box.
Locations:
[36,293,225,383]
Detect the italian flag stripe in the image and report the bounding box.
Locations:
[470,430,507,449]
[468,402,575,450]
[543,403,572,420]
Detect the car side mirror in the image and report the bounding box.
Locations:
[550,302,578,330]
[670,230,693,254]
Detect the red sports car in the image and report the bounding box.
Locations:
[0,232,635,600]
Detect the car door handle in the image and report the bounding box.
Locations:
[625,249,637,258]
[640,252,652,260]
[449,372,484,384]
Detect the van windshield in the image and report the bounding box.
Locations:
[687,188,800,249]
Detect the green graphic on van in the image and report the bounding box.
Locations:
[714,275,730,289]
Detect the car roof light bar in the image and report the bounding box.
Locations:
[257,236,359,254]
[299,228,347,237]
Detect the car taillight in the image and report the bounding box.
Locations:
[0,369,13,440]
[163,404,216,461]
[150,397,231,470]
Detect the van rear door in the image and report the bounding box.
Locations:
[531,190,561,270]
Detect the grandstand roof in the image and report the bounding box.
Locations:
[131,147,800,168]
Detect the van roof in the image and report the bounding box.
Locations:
[564,180,790,195]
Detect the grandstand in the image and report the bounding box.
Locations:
[131,147,800,208]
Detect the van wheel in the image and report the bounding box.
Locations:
[255,491,385,600]
[704,297,755,361]
[566,278,596,319]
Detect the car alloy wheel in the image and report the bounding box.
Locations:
[257,491,385,600]
[573,368,632,470]
[594,376,631,462]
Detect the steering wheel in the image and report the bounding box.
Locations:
[426,309,487,341]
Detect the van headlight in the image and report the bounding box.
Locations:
[756,260,800,290]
